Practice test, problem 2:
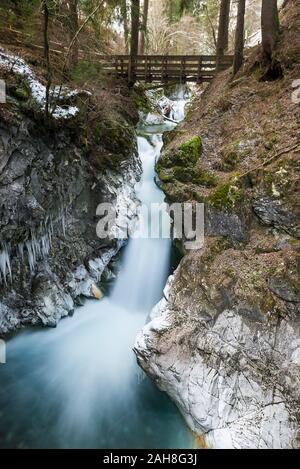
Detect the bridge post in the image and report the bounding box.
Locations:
[181,57,186,83]
[197,57,202,84]
[161,57,168,84]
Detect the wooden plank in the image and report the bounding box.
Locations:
[95,54,233,61]
[96,53,232,83]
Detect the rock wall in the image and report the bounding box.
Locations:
[135,241,300,448]
[0,53,141,336]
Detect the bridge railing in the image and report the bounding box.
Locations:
[94,55,233,83]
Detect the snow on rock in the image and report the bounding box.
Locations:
[0,49,90,120]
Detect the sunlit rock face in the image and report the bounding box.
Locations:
[135,240,300,449]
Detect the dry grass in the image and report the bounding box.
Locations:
[163,1,300,204]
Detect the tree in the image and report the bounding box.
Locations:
[139,0,149,54]
[233,0,246,74]
[197,1,220,53]
[128,0,140,85]
[120,0,130,53]
[42,0,51,121]
[216,0,231,70]
[223,0,230,51]
[261,0,280,63]
[66,0,79,70]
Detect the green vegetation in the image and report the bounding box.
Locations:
[71,61,105,86]
[156,136,202,172]
[208,181,244,210]
[179,136,202,165]
[160,181,192,203]
[195,170,218,187]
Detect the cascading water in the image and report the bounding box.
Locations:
[0,90,193,449]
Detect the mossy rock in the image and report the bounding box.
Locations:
[158,135,202,170]
[194,170,218,187]
[161,181,192,203]
[208,181,244,210]
[173,166,197,183]
[91,115,135,157]
[178,136,202,165]
[157,168,175,183]
[14,86,29,101]
[192,191,206,203]
[163,165,218,187]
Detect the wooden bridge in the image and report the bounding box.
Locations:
[97,54,233,84]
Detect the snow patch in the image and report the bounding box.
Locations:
[0,49,90,120]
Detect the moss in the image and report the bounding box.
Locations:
[194,170,218,187]
[12,86,29,101]
[161,181,192,203]
[157,169,175,183]
[157,135,202,171]
[91,115,134,157]
[192,191,206,203]
[173,166,197,183]
[165,164,218,187]
[163,128,187,146]
[208,181,244,210]
[179,136,202,164]
[260,292,276,315]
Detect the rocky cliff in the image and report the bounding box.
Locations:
[135,1,300,449]
[0,49,141,336]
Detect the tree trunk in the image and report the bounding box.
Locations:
[233,0,246,75]
[42,0,51,121]
[261,0,279,62]
[216,0,231,70]
[129,0,140,86]
[139,0,149,55]
[121,0,129,53]
[67,0,79,70]
[223,0,230,51]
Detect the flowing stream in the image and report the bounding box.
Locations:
[0,92,193,449]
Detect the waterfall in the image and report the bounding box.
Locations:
[111,133,171,312]
[0,87,192,449]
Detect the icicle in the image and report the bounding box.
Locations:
[61,211,66,237]
[0,244,12,285]
[1,208,67,282]
[25,240,36,273]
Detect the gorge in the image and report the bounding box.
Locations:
[0,83,194,448]
[0,0,300,452]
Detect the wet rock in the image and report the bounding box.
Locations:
[268,276,300,303]
[205,205,251,242]
[253,196,300,238]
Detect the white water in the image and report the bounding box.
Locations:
[0,95,192,449]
